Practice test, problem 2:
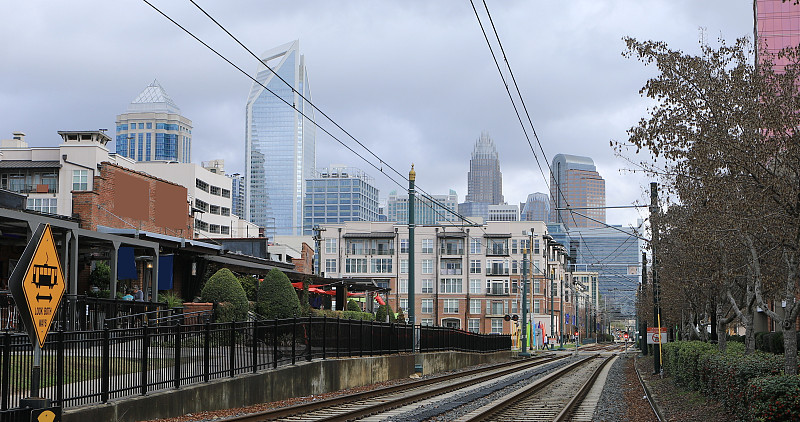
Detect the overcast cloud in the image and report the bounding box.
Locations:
[0,1,754,227]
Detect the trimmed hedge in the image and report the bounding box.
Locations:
[256,268,300,319]
[347,299,361,312]
[341,311,375,321]
[663,341,787,421]
[748,375,800,422]
[200,268,249,322]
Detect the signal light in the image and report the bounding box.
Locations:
[504,314,511,321]
[512,315,519,321]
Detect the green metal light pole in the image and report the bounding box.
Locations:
[520,248,529,356]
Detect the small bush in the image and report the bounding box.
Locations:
[89,262,111,290]
[347,299,361,312]
[256,268,300,319]
[159,291,183,308]
[238,275,259,302]
[200,268,249,322]
[375,304,396,323]
[340,311,375,321]
[748,375,800,422]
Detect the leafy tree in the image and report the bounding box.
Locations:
[89,261,111,290]
[200,268,248,322]
[256,268,300,319]
[396,307,407,324]
[619,35,800,373]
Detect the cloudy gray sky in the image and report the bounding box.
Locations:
[0,1,754,227]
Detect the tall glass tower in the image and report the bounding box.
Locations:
[246,40,315,237]
[549,154,605,228]
[116,80,192,163]
[465,132,503,205]
[756,0,800,73]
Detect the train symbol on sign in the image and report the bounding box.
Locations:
[32,254,59,290]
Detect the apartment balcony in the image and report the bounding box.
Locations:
[486,286,510,296]
[485,268,509,276]
[439,246,464,256]
[439,268,462,275]
[485,247,509,257]
[6,184,58,194]
[345,248,395,256]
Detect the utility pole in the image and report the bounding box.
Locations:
[408,165,416,328]
[650,182,663,374]
[312,225,326,276]
[640,251,648,355]
[520,247,529,356]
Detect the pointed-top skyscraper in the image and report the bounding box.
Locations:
[116,80,192,163]
[466,131,503,205]
[246,40,315,237]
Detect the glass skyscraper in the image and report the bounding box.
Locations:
[116,80,192,163]
[549,154,605,229]
[387,189,460,225]
[521,192,550,222]
[246,40,315,237]
[756,0,800,73]
[303,165,379,235]
[466,132,503,205]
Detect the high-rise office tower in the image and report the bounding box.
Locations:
[755,0,800,73]
[116,80,192,163]
[303,165,380,235]
[388,190,459,225]
[521,192,550,222]
[246,40,315,237]
[229,173,245,218]
[549,154,605,228]
[465,132,503,205]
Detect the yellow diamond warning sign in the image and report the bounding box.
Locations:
[9,223,65,347]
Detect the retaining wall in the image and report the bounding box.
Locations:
[63,350,515,422]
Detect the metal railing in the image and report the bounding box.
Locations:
[0,317,509,411]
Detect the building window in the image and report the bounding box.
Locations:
[521,238,530,252]
[345,258,367,273]
[468,318,480,333]
[534,300,541,314]
[470,237,482,254]
[512,260,518,274]
[325,238,337,254]
[421,299,433,314]
[72,170,88,191]
[221,188,231,198]
[399,279,408,293]
[443,299,458,313]
[469,279,482,294]
[195,199,209,212]
[325,259,337,274]
[491,319,504,334]
[220,226,230,235]
[210,186,221,196]
[370,258,392,273]
[400,259,408,274]
[421,259,433,274]
[209,224,220,234]
[221,207,230,216]
[420,318,433,326]
[439,279,462,293]
[400,239,409,254]
[511,300,518,314]
[421,238,433,254]
[194,220,208,231]
[210,205,220,215]
[399,299,408,312]
[512,239,518,254]
[195,179,209,192]
[470,259,481,274]
[534,280,541,294]
[422,279,433,293]
[470,299,481,314]
[27,198,57,214]
[534,239,540,255]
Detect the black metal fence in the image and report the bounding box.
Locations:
[0,293,171,332]
[0,317,509,410]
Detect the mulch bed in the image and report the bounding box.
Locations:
[634,354,731,422]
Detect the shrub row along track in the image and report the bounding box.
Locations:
[221,355,564,421]
[456,354,616,422]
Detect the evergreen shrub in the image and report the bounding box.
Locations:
[200,268,248,322]
[347,299,361,312]
[256,268,300,319]
[748,375,800,422]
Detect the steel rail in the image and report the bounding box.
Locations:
[553,354,616,421]
[222,354,564,421]
[457,354,601,422]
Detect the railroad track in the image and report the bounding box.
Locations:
[221,354,564,421]
[456,353,616,422]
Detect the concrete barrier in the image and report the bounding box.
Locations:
[63,350,514,422]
